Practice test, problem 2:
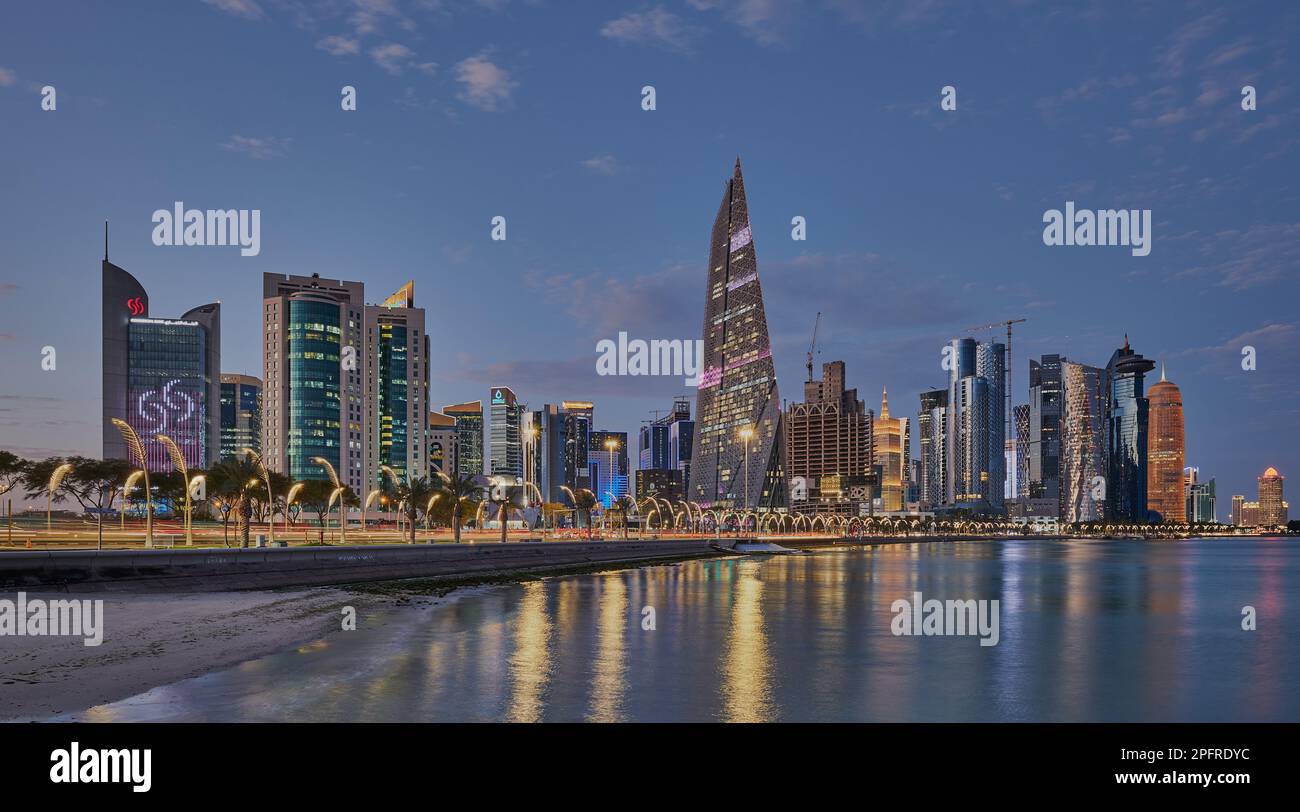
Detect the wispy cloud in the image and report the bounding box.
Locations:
[202,0,265,21]
[454,52,516,111]
[220,134,290,160]
[370,42,432,75]
[581,154,621,176]
[600,6,702,52]
[317,35,361,56]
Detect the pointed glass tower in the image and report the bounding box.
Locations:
[689,158,785,511]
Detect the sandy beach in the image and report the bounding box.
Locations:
[0,588,379,720]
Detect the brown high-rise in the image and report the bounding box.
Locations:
[785,361,871,512]
[1146,364,1185,523]
[1258,467,1287,526]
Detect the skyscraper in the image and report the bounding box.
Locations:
[1027,354,1064,503]
[1104,336,1155,522]
[787,361,871,512]
[366,282,429,486]
[1231,494,1245,526]
[219,374,262,461]
[1060,361,1106,523]
[1258,467,1287,526]
[945,337,1004,512]
[263,273,366,492]
[917,388,948,510]
[489,387,524,478]
[427,411,457,478]
[590,430,628,508]
[1013,404,1030,500]
[444,401,483,477]
[1187,477,1216,524]
[103,242,220,471]
[1146,364,1185,523]
[874,389,904,511]
[689,158,785,510]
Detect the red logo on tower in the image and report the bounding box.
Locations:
[126,296,144,316]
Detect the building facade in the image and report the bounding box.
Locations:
[918,388,947,510]
[590,430,628,508]
[489,387,524,479]
[444,401,484,478]
[427,411,458,479]
[1187,478,1216,524]
[1060,361,1106,523]
[1258,467,1287,526]
[219,373,262,461]
[873,389,904,511]
[1104,337,1155,522]
[786,361,872,513]
[1027,354,1064,504]
[365,282,428,486]
[689,158,785,511]
[103,250,220,471]
[263,273,366,493]
[1146,365,1185,523]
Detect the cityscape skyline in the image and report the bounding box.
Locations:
[1,1,1297,509]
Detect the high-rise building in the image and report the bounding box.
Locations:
[1013,404,1030,500]
[1027,354,1064,503]
[667,399,695,488]
[489,387,524,479]
[427,411,458,478]
[532,400,596,503]
[637,398,693,505]
[945,337,1005,512]
[1231,494,1245,526]
[1258,467,1287,526]
[917,388,947,510]
[444,401,483,477]
[636,468,683,502]
[366,282,428,486]
[219,374,262,461]
[1060,361,1106,523]
[689,158,785,511]
[103,242,220,471]
[873,389,904,511]
[1187,478,1216,524]
[1104,336,1155,522]
[590,430,628,508]
[786,361,872,513]
[1240,500,1262,527]
[1146,364,1185,523]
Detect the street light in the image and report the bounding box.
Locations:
[46,462,73,532]
[284,482,305,535]
[312,456,342,539]
[111,419,153,548]
[156,434,193,546]
[364,488,381,538]
[425,493,441,533]
[187,474,206,545]
[122,469,144,533]
[242,447,275,545]
[738,426,755,516]
[328,486,346,544]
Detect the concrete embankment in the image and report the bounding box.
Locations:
[0,539,724,593]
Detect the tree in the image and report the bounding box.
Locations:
[63,458,133,550]
[389,476,438,543]
[611,494,635,540]
[297,479,339,543]
[208,454,263,548]
[436,473,482,544]
[573,489,598,540]
[0,450,28,504]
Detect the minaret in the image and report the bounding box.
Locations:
[880,387,890,419]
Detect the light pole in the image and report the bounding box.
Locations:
[738,426,754,520]
[242,447,275,545]
[328,486,346,544]
[187,474,206,545]
[284,482,305,535]
[46,462,73,533]
[425,493,441,536]
[380,464,401,536]
[122,470,144,533]
[111,419,153,548]
[156,434,192,546]
[312,456,343,538]
[364,488,381,539]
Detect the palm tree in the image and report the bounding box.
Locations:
[573,489,598,540]
[390,476,438,543]
[436,473,482,544]
[209,454,263,548]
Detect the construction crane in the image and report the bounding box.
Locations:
[964,318,1027,499]
[806,311,822,382]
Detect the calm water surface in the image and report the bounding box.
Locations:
[70,538,1299,722]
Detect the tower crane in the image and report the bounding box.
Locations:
[806,311,822,382]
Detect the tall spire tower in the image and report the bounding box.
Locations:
[688,158,785,510]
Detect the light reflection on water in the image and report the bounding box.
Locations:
[68,538,1298,722]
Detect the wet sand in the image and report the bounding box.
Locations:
[0,589,382,720]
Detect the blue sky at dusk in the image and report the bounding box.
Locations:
[1,0,1297,508]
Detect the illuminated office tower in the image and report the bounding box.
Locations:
[917,388,948,509]
[590,430,628,508]
[944,337,1004,512]
[1231,494,1245,526]
[1104,336,1155,522]
[219,374,262,461]
[873,389,904,511]
[689,158,785,510]
[1013,404,1030,500]
[1186,477,1216,524]
[1027,354,1064,502]
[263,273,366,492]
[1146,364,1185,523]
[365,282,428,487]
[786,361,872,512]
[103,238,220,471]
[444,401,483,477]
[1258,467,1287,526]
[1060,361,1106,523]
[489,387,524,479]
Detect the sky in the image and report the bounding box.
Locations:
[1,0,1297,511]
